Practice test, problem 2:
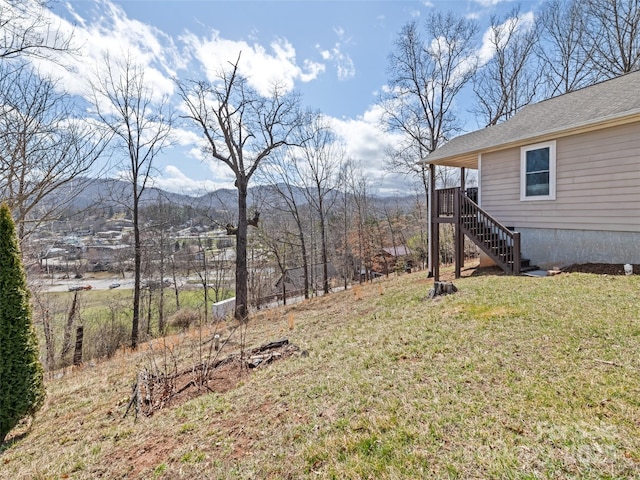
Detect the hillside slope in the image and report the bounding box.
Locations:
[1,271,640,478]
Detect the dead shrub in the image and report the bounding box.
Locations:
[91,320,129,360]
[169,309,200,331]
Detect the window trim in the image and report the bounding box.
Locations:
[520,140,556,201]
[477,153,482,206]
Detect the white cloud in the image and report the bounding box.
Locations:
[153,165,228,195]
[12,0,416,197]
[316,26,356,81]
[318,43,355,81]
[180,139,239,188]
[171,127,201,148]
[301,59,326,82]
[19,0,181,105]
[324,104,408,195]
[478,24,497,66]
[181,30,324,96]
[477,9,536,67]
[473,0,513,6]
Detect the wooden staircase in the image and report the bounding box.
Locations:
[434,188,536,277]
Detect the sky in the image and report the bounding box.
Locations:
[24,0,542,196]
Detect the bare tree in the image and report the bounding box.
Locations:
[296,114,344,294]
[257,153,312,299]
[143,199,176,334]
[178,55,301,321]
[537,0,598,96]
[381,13,478,188]
[91,54,173,348]
[381,14,477,274]
[332,159,356,289]
[473,7,540,126]
[585,0,640,77]
[0,65,107,242]
[0,0,73,62]
[255,211,297,304]
[344,162,377,282]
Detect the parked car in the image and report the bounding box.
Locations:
[109,282,121,289]
[68,285,92,291]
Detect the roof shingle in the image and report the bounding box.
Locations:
[424,70,640,167]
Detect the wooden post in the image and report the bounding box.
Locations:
[460,168,466,268]
[454,189,461,279]
[429,163,439,282]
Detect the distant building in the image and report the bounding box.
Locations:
[373,245,413,275]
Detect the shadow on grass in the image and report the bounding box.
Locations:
[0,430,30,455]
[467,266,506,277]
[0,416,35,455]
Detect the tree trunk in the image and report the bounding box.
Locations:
[158,227,165,333]
[42,305,55,371]
[320,212,329,294]
[132,193,141,349]
[171,255,180,310]
[60,290,78,362]
[72,326,83,366]
[297,223,309,300]
[235,182,249,321]
[146,287,152,336]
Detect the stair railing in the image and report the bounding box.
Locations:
[457,190,521,275]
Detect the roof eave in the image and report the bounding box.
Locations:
[419,152,479,169]
[420,110,640,168]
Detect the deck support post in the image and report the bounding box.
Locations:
[459,168,466,269]
[429,163,439,282]
[454,189,461,279]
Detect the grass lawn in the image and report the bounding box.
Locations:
[2,270,640,479]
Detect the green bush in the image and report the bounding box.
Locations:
[0,203,45,443]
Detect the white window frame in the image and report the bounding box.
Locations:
[520,140,556,201]
[477,153,482,206]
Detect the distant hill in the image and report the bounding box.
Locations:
[57,177,420,217]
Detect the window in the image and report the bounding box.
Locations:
[520,141,556,201]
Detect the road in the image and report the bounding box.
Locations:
[33,276,134,292]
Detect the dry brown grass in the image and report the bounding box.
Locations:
[2,269,640,479]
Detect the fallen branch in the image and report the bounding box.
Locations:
[594,358,623,368]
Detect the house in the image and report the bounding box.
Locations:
[373,245,413,274]
[422,71,640,279]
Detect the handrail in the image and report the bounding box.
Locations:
[437,187,479,216]
[437,187,457,216]
[457,190,521,275]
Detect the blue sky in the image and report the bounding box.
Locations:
[31,0,541,196]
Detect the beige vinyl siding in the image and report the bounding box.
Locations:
[480,122,640,232]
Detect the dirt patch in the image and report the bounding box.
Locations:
[561,263,639,275]
[127,436,179,478]
[125,339,300,418]
[448,262,638,278]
